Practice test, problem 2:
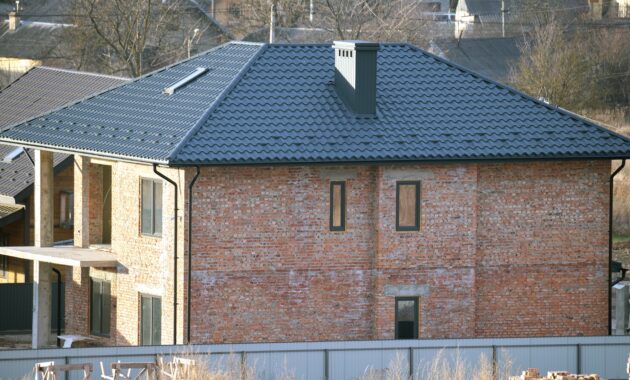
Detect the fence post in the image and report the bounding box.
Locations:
[240,351,246,380]
[408,347,413,379]
[323,349,329,380]
[576,344,581,374]
[492,345,497,380]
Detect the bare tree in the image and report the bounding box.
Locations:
[510,19,598,111]
[317,0,429,46]
[61,0,211,77]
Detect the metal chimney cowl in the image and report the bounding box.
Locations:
[333,40,379,115]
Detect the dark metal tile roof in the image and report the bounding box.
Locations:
[0,145,68,200]
[0,42,263,163]
[0,66,126,199]
[2,42,630,166]
[172,43,630,164]
[0,67,127,128]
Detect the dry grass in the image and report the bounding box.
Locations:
[357,349,513,380]
[586,109,630,237]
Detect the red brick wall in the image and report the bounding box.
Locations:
[188,160,610,343]
[474,161,609,336]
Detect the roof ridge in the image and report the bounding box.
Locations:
[166,43,269,162]
[403,42,630,144]
[34,66,129,81]
[0,41,236,135]
[0,66,35,96]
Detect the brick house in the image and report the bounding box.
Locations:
[1,41,630,347]
[0,67,126,285]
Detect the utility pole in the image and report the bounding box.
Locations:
[269,1,277,43]
[501,0,507,37]
[187,28,200,59]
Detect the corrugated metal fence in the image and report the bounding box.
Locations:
[0,283,64,334]
[1,336,630,380]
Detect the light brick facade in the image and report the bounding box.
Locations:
[63,157,610,345]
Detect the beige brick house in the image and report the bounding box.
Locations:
[1,41,630,348]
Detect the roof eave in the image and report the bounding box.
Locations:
[169,153,630,167]
[0,138,169,166]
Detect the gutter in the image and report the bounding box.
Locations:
[153,164,179,345]
[186,165,200,344]
[609,159,626,336]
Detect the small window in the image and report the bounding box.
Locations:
[396,181,420,231]
[0,255,7,278]
[141,179,162,236]
[140,295,161,345]
[59,191,74,228]
[395,297,418,339]
[330,181,346,231]
[90,278,111,336]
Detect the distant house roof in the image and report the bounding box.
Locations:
[456,0,590,22]
[2,41,630,166]
[430,36,522,81]
[0,20,68,60]
[0,66,127,202]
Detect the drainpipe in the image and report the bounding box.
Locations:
[153,164,179,345]
[51,268,61,347]
[187,166,200,344]
[609,159,625,335]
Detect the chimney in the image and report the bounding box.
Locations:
[333,40,379,115]
[8,11,19,31]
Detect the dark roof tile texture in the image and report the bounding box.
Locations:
[0,66,125,199]
[2,42,630,165]
[0,66,127,128]
[0,42,263,162]
[172,43,630,164]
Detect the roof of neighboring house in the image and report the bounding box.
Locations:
[0,66,127,201]
[456,0,589,18]
[0,203,24,228]
[0,20,68,60]
[430,37,522,81]
[0,66,127,128]
[2,41,630,165]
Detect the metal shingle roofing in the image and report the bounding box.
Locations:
[2,41,630,165]
[0,42,263,163]
[0,66,126,199]
[171,43,630,164]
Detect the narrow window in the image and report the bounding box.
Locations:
[396,181,420,231]
[395,297,418,339]
[0,255,7,278]
[90,278,111,336]
[141,179,162,236]
[59,191,74,228]
[330,181,346,231]
[140,295,162,345]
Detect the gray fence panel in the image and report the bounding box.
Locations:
[413,346,492,378]
[246,350,324,380]
[581,343,630,380]
[0,356,66,380]
[329,349,407,380]
[2,336,630,379]
[499,344,578,377]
